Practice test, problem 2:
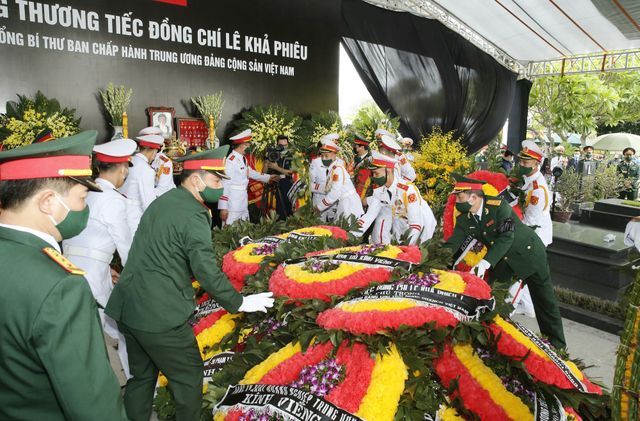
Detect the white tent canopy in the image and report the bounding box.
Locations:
[364,0,640,75]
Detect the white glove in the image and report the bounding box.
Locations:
[238,292,275,313]
[471,259,491,278]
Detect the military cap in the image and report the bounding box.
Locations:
[0,130,101,191]
[519,140,544,162]
[369,150,396,169]
[374,128,394,139]
[230,129,252,145]
[175,145,230,179]
[138,126,162,137]
[93,138,137,165]
[451,172,486,193]
[379,134,402,154]
[353,133,370,146]
[319,134,341,152]
[136,134,164,150]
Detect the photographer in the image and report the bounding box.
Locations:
[265,135,295,220]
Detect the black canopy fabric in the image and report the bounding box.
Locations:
[341,0,517,153]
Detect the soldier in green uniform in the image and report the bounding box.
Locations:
[618,147,639,200]
[0,131,128,420]
[443,174,566,349]
[105,145,274,421]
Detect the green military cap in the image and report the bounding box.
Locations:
[174,145,230,179]
[451,172,486,193]
[353,132,370,146]
[0,130,101,191]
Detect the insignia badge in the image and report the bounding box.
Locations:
[530,195,539,205]
[332,174,339,182]
[408,193,417,203]
[163,166,170,175]
[42,247,85,275]
[229,155,235,161]
[486,219,495,227]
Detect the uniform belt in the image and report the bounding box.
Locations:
[229,184,247,191]
[63,245,112,264]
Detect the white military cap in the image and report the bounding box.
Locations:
[379,134,402,153]
[137,126,163,137]
[519,139,544,161]
[230,129,252,144]
[93,138,137,164]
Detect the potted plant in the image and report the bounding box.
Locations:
[552,168,582,222]
[99,83,133,140]
[191,92,225,148]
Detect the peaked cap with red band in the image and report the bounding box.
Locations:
[0,130,101,192]
[353,132,370,146]
[451,172,486,193]
[138,126,163,137]
[230,129,252,145]
[379,134,402,154]
[518,140,544,162]
[319,133,341,153]
[136,134,164,150]
[93,138,137,164]
[369,150,396,169]
[175,144,230,179]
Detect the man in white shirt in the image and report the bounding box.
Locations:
[63,138,137,379]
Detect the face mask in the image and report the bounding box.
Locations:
[371,174,387,186]
[354,154,362,164]
[197,176,224,203]
[455,201,472,213]
[322,159,333,167]
[625,156,634,162]
[585,152,593,159]
[48,194,90,239]
[515,165,533,177]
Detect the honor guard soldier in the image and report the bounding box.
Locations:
[378,132,417,182]
[0,131,127,420]
[218,129,279,225]
[516,140,553,246]
[618,147,639,200]
[316,134,364,221]
[309,151,344,222]
[400,137,416,163]
[141,126,176,196]
[106,145,274,421]
[354,151,436,244]
[63,138,137,379]
[352,133,373,205]
[121,131,164,233]
[443,174,566,349]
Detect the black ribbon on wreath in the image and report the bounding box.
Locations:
[341,0,517,153]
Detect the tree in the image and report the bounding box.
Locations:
[528,74,620,147]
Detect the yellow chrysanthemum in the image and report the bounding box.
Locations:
[284,263,367,284]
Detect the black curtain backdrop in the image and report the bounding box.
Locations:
[341,0,517,153]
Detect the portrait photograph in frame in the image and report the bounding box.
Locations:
[146,107,175,140]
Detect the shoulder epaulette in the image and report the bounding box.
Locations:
[229,155,235,161]
[532,180,539,189]
[42,247,85,275]
[397,183,409,191]
[159,155,169,162]
[486,199,502,206]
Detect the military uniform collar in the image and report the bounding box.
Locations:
[134,152,149,163]
[522,169,541,188]
[0,223,60,251]
[96,178,116,190]
[473,200,484,219]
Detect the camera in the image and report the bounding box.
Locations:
[265,145,285,163]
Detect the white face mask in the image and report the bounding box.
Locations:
[574,154,580,159]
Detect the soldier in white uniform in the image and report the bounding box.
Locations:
[63,138,137,379]
[518,140,553,246]
[120,133,164,234]
[354,151,436,245]
[140,127,176,197]
[315,134,364,221]
[219,129,278,225]
[378,132,416,182]
[401,137,416,163]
